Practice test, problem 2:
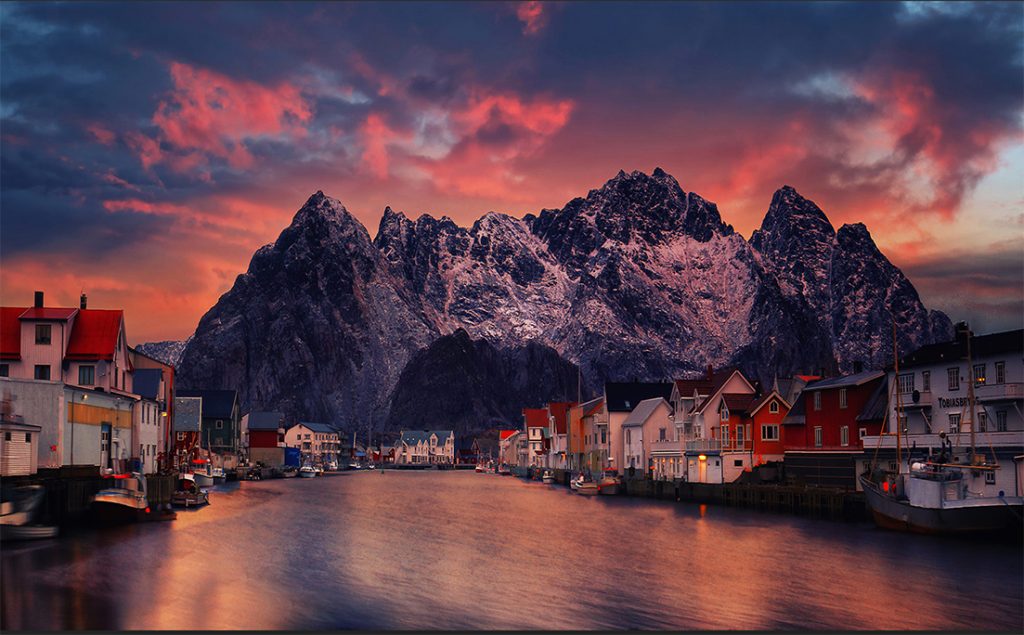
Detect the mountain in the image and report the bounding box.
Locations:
[175,170,952,433]
[135,337,190,366]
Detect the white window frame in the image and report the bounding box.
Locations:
[840,426,849,447]
[720,402,729,421]
[973,363,986,386]
[995,362,1005,385]
[948,413,960,434]
[813,426,822,447]
[897,373,914,395]
[721,424,730,447]
[947,367,960,391]
[769,400,779,414]
[985,471,995,485]
[839,388,848,409]
[761,424,779,441]
[996,411,1007,432]
[813,392,821,411]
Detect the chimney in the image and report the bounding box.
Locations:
[80,293,88,310]
[706,364,713,381]
[33,291,43,308]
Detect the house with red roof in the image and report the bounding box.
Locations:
[683,368,758,484]
[545,401,576,470]
[0,291,142,473]
[523,407,551,468]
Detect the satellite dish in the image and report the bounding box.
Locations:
[912,390,920,403]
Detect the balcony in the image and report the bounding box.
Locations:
[863,430,1023,450]
[651,438,682,454]
[684,438,721,452]
[975,382,1023,402]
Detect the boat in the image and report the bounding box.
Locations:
[475,463,485,473]
[861,321,1024,535]
[299,465,317,478]
[598,470,622,496]
[190,459,215,487]
[576,480,600,496]
[211,466,226,484]
[542,469,555,484]
[0,485,59,541]
[171,473,210,508]
[91,472,150,524]
[314,464,325,476]
[326,460,339,471]
[497,465,512,476]
[348,462,362,470]
[281,465,298,478]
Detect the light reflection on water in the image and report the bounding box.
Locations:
[2,471,1021,630]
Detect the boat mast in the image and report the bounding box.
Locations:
[892,317,903,473]
[963,322,978,465]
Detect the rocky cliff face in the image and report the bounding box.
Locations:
[135,337,190,367]
[176,171,951,433]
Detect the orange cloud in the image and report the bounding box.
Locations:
[130,62,313,175]
[516,1,547,35]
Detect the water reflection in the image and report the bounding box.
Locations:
[2,472,1021,630]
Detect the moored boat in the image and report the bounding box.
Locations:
[281,465,298,478]
[190,459,215,487]
[299,465,317,478]
[91,472,150,524]
[576,480,600,496]
[0,485,59,541]
[171,473,210,508]
[542,469,555,484]
[598,470,621,496]
[497,464,512,476]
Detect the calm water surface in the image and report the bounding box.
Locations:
[2,471,1022,630]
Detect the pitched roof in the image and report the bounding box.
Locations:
[547,401,576,434]
[247,411,284,430]
[65,309,124,361]
[856,377,889,423]
[176,389,238,419]
[133,368,162,400]
[721,393,757,415]
[523,408,549,429]
[0,307,27,360]
[749,390,790,418]
[673,377,717,397]
[805,370,884,391]
[898,329,1023,368]
[622,397,668,427]
[19,307,78,321]
[580,396,604,417]
[499,430,518,441]
[782,392,806,425]
[604,382,673,412]
[693,368,755,414]
[295,421,337,434]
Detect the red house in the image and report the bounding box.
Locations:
[782,370,887,489]
[748,390,790,465]
[523,408,551,467]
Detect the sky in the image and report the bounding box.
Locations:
[1,1,1021,344]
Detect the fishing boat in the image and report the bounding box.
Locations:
[348,462,362,470]
[171,473,210,508]
[91,472,150,524]
[281,465,298,478]
[299,465,317,478]
[475,463,485,473]
[497,464,512,476]
[190,459,215,487]
[0,485,59,541]
[598,470,622,496]
[211,466,226,484]
[860,321,1024,535]
[326,460,339,471]
[576,480,600,496]
[542,469,555,484]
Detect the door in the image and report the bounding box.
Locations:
[698,457,707,483]
[100,423,112,469]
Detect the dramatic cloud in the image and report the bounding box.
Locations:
[1,1,1021,341]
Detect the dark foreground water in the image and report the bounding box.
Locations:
[2,471,1022,630]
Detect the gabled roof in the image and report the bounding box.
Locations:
[720,393,756,415]
[499,430,518,441]
[693,369,755,414]
[432,430,453,443]
[295,421,337,435]
[19,307,78,321]
[898,329,1023,368]
[65,309,124,362]
[581,397,604,417]
[248,411,284,430]
[604,382,673,412]
[547,401,576,434]
[622,397,668,427]
[133,368,163,400]
[856,377,889,423]
[673,377,717,398]
[1,307,27,360]
[176,389,238,419]
[782,393,806,425]
[749,390,790,418]
[805,370,884,391]
[523,408,549,429]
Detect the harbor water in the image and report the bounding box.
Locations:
[2,470,1022,630]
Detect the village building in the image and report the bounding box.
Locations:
[622,397,672,478]
[498,429,519,466]
[523,408,551,468]
[684,369,757,484]
[0,292,141,473]
[131,368,166,474]
[285,421,342,465]
[602,383,673,476]
[782,370,886,489]
[172,395,202,468]
[130,347,175,470]
[175,389,240,461]
[244,411,286,466]
[394,430,456,465]
[860,327,1024,497]
[0,393,41,477]
[568,397,605,474]
[545,401,576,470]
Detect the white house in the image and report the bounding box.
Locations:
[395,430,455,465]
[622,397,672,478]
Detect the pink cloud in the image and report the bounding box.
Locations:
[360,113,410,179]
[87,123,116,146]
[516,1,547,35]
[129,62,313,175]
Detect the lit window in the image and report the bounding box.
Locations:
[972,364,986,386]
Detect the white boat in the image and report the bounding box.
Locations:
[326,460,339,471]
[542,469,555,484]
[862,321,1024,535]
[171,473,210,508]
[576,481,600,496]
[91,472,150,524]
[190,459,215,487]
[348,462,362,470]
[211,466,226,484]
[598,470,622,496]
[299,465,317,478]
[314,465,325,476]
[475,464,485,473]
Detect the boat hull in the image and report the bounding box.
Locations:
[598,482,620,496]
[91,499,147,525]
[576,484,599,496]
[192,473,214,487]
[0,524,59,541]
[859,476,1023,535]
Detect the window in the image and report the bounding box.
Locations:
[600,429,606,444]
[79,365,95,386]
[35,324,51,345]
[3,432,9,441]
[216,420,223,429]
[34,365,50,380]
[813,392,821,411]
[995,362,1005,385]
[765,400,776,414]
[720,403,729,421]
[839,388,848,409]
[840,426,849,447]
[973,363,986,386]
[985,471,996,485]
[721,425,730,447]
[659,427,666,441]
[978,411,987,433]
[897,373,914,394]
[947,368,960,391]
[948,413,960,434]
[735,424,744,448]
[761,424,779,441]
[996,411,1007,432]
[625,429,631,444]
[25,433,31,442]
[813,427,822,447]
[859,427,867,439]
[0,364,8,377]
[734,459,743,467]
[922,371,930,392]
[177,432,185,441]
